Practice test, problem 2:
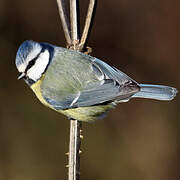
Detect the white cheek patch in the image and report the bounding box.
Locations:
[27,50,50,81]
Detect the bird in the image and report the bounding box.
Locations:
[15,40,178,122]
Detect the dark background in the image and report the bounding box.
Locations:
[1,0,180,180]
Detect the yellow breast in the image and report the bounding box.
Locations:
[31,76,52,108]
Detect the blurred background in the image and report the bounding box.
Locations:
[0,0,180,179]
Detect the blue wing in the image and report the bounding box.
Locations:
[42,49,140,110]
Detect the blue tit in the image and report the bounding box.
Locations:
[15,40,178,122]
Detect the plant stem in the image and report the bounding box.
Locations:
[56,0,97,179]
[70,0,79,44]
[56,0,71,46]
[68,119,82,180]
[69,1,81,180]
[79,0,97,51]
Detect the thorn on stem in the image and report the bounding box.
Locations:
[80,129,83,139]
[84,46,92,54]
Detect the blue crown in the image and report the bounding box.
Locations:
[15,40,41,67]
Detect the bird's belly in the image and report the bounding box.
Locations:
[30,77,114,122]
[58,104,114,122]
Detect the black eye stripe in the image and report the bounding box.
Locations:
[25,59,36,72]
[25,49,44,73]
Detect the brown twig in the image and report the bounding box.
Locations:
[56,0,97,180]
[70,0,79,46]
[79,0,97,51]
[68,1,81,180]
[56,0,72,45]
[68,119,82,180]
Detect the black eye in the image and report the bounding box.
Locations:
[24,48,45,73]
[27,60,35,69]
[25,58,36,73]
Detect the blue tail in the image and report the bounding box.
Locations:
[132,84,178,101]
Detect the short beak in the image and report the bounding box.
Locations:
[18,72,26,80]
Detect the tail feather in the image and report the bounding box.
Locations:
[132,84,178,101]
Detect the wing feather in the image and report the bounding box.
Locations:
[41,48,139,109]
